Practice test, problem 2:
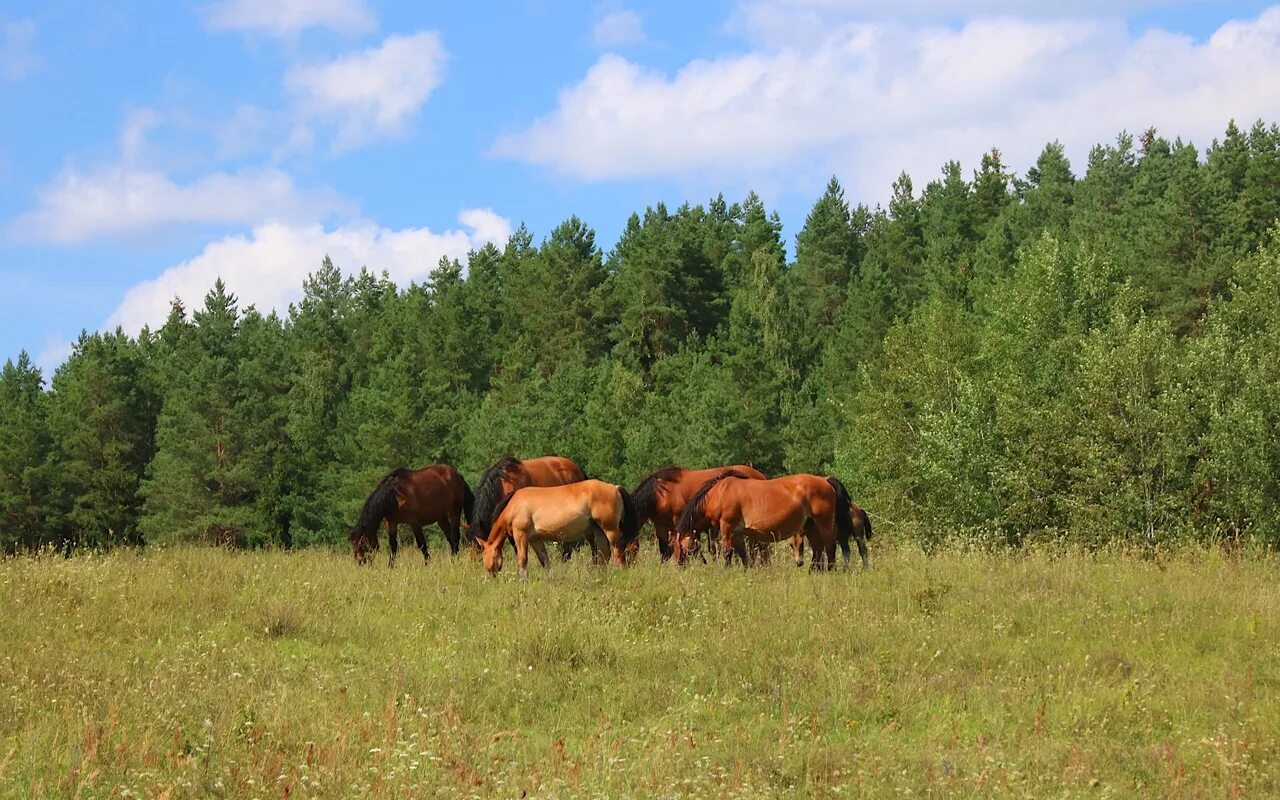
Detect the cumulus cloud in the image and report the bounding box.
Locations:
[287,31,447,151]
[14,166,349,244]
[1,17,38,81]
[105,209,513,333]
[204,0,375,37]
[592,9,647,49]
[494,6,1280,198]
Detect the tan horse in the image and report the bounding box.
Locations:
[348,464,473,565]
[469,455,586,553]
[630,465,767,564]
[480,480,639,578]
[676,472,871,570]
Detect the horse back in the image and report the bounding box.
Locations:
[519,455,586,488]
[396,464,466,524]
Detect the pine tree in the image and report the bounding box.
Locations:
[0,352,55,552]
[47,331,155,548]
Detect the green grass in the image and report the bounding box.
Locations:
[2,542,1279,798]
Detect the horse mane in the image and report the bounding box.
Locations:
[350,468,406,540]
[470,456,523,544]
[631,466,681,523]
[479,490,517,547]
[676,469,750,535]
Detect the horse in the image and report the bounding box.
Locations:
[479,480,640,578]
[469,455,587,557]
[348,464,474,565]
[631,465,767,564]
[675,471,871,570]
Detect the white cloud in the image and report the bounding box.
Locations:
[1,18,37,81]
[592,9,647,49]
[14,166,350,244]
[204,0,375,37]
[105,210,512,334]
[494,6,1280,199]
[286,31,447,151]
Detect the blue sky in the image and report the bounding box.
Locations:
[1,0,1277,375]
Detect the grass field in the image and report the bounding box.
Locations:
[2,541,1279,799]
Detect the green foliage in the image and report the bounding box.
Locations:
[7,120,1280,550]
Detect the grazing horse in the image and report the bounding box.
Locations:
[348,464,474,565]
[469,455,588,557]
[675,471,871,570]
[631,465,767,563]
[480,480,640,578]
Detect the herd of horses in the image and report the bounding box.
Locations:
[347,456,872,577]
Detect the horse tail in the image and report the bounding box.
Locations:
[676,470,748,536]
[860,507,873,540]
[827,476,856,545]
[618,486,641,547]
[461,476,475,525]
[352,470,403,540]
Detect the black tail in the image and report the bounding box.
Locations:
[461,478,475,525]
[632,466,679,526]
[351,470,403,540]
[676,470,748,535]
[618,486,640,547]
[860,508,873,540]
[827,476,856,546]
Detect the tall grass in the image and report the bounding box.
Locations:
[2,542,1278,797]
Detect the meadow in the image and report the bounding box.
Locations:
[2,541,1278,799]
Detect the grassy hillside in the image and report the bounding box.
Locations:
[2,544,1278,798]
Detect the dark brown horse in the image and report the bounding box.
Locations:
[468,455,587,556]
[480,480,640,578]
[631,465,767,563]
[348,464,474,565]
[675,471,871,570]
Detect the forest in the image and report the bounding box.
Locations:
[2,120,1279,554]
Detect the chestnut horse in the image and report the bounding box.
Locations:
[480,480,640,578]
[631,465,767,563]
[675,471,871,570]
[468,456,587,556]
[348,464,474,565]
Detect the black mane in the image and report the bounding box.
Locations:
[631,466,682,524]
[469,456,523,543]
[675,469,750,534]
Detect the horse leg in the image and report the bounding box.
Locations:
[733,537,751,569]
[412,525,430,563]
[792,533,805,567]
[855,533,870,571]
[443,514,461,556]
[600,521,626,566]
[515,529,531,580]
[559,541,576,562]
[386,520,398,567]
[532,541,552,570]
[720,525,735,568]
[656,521,674,562]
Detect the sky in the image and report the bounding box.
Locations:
[1,0,1278,376]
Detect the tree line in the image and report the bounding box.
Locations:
[3,120,1280,553]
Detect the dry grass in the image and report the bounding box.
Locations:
[2,541,1279,798]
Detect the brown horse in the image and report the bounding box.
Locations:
[468,455,587,556]
[480,480,640,578]
[631,465,767,563]
[348,464,474,565]
[675,471,871,570]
